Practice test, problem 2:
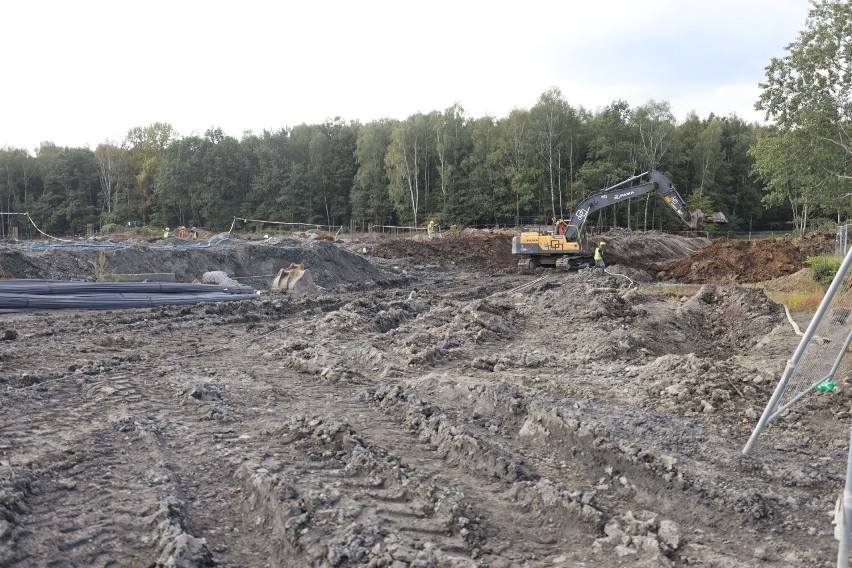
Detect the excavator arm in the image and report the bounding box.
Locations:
[561,170,694,242]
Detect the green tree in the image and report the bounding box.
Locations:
[431,104,468,218]
[309,118,358,230]
[751,125,844,232]
[495,109,535,225]
[94,141,126,219]
[242,129,296,222]
[577,100,636,230]
[631,100,676,229]
[530,88,570,219]
[458,116,510,227]
[717,116,762,230]
[124,122,175,225]
[691,116,724,208]
[353,120,395,225]
[754,0,852,228]
[386,114,429,226]
[33,144,99,234]
[632,99,676,172]
[577,100,635,193]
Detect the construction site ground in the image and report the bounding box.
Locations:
[0,228,846,567]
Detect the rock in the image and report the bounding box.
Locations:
[657,520,681,550]
[659,455,678,471]
[201,270,240,287]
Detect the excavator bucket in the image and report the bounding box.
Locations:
[271,263,318,297]
[690,209,729,226]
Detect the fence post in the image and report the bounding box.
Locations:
[11,226,18,240]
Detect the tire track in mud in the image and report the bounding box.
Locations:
[0,370,214,567]
[369,375,835,566]
[232,310,822,568]
[232,366,601,566]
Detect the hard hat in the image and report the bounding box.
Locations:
[599,241,606,246]
[166,227,170,231]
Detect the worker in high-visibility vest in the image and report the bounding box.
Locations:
[594,241,606,272]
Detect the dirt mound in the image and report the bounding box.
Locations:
[759,268,817,293]
[369,230,517,271]
[0,239,396,291]
[658,233,835,284]
[599,229,711,272]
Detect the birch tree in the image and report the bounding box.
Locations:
[386,115,427,226]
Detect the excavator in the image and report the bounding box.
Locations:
[511,170,727,272]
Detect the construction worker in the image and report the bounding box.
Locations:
[427,220,435,238]
[163,227,170,238]
[553,218,566,235]
[594,241,606,272]
[190,226,198,239]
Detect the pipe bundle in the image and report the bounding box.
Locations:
[0,279,257,313]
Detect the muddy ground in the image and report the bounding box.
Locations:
[0,229,848,567]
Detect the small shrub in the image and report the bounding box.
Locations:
[100,223,120,235]
[808,256,842,284]
[90,251,108,282]
[137,226,162,237]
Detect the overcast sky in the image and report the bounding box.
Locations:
[2,0,811,151]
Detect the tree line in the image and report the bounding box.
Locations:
[1,0,848,238]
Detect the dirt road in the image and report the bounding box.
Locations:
[0,232,848,567]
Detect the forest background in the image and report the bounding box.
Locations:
[0,0,849,238]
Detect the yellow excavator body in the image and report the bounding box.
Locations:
[518,232,582,252]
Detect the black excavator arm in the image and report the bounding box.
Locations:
[561,170,695,243]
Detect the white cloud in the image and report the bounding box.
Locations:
[1,0,810,150]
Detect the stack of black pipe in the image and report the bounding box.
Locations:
[0,280,258,312]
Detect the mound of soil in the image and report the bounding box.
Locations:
[369,230,517,271]
[599,229,711,272]
[658,233,835,284]
[0,239,396,291]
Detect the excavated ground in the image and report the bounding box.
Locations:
[0,229,848,567]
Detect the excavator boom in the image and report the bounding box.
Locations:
[562,170,693,242]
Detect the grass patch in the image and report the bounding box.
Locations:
[761,275,827,311]
[638,284,701,299]
[765,289,824,311]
